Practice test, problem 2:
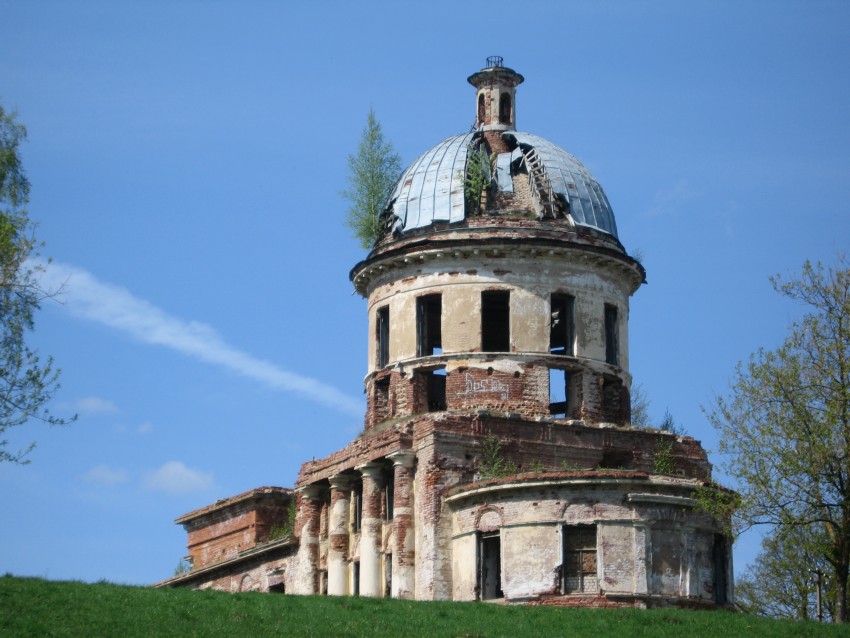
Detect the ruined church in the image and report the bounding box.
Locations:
[158,58,733,608]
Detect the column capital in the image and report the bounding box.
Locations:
[295,484,324,500]
[329,473,355,491]
[387,450,416,469]
[355,461,384,480]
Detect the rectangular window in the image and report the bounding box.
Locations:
[481,290,510,352]
[427,368,447,412]
[353,484,363,532]
[385,554,393,598]
[713,534,728,605]
[384,466,394,520]
[562,525,597,594]
[549,368,568,417]
[604,304,618,366]
[416,294,442,356]
[550,294,575,355]
[477,531,503,600]
[376,306,390,368]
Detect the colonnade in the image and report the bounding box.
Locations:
[294,450,416,598]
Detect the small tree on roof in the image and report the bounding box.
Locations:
[341,109,402,249]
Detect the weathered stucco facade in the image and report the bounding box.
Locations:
[158,58,733,608]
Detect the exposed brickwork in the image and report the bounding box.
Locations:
[176,487,292,570]
[482,130,509,155]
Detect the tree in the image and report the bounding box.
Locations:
[464,140,491,212]
[706,257,850,621]
[341,109,401,249]
[629,382,651,427]
[0,103,73,463]
[736,524,835,621]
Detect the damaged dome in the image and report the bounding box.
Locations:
[383,130,619,240]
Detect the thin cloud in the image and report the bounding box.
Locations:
[83,465,129,486]
[646,179,701,217]
[144,461,213,494]
[35,259,363,416]
[69,396,119,415]
[137,421,154,435]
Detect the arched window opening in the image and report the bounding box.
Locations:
[499,93,512,125]
[477,93,486,125]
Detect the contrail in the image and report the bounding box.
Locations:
[34,259,364,417]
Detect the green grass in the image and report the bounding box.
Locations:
[1,575,848,637]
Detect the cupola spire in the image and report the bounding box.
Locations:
[467,56,524,132]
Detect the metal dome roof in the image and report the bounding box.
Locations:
[386,131,618,239]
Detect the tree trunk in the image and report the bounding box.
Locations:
[835,565,848,623]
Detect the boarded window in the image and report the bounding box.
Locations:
[482,290,510,352]
[376,306,390,368]
[550,293,575,355]
[478,531,503,600]
[416,294,442,356]
[562,525,597,594]
[651,527,683,595]
[373,377,390,422]
[604,304,618,366]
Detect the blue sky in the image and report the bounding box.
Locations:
[1,0,848,585]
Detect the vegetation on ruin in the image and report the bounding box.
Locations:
[269,504,297,541]
[342,109,402,249]
[0,104,74,463]
[652,438,677,475]
[172,559,190,577]
[706,257,850,621]
[2,575,848,637]
[464,141,491,212]
[478,432,518,478]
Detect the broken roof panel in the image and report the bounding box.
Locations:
[390,133,473,234]
[387,130,618,239]
[507,132,619,238]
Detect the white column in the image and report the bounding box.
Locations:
[327,473,353,596]
[292,484,323,595]
[357,462,384,597]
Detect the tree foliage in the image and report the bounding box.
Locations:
[736,524,835,622]
[706,257,850,621]
[342,110,401,249]
[0,103,73,464]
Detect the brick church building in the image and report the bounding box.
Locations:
[158,58,733,608]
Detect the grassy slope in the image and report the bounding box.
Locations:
[2,575,848,638]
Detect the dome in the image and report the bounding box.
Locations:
[385,130,619,239]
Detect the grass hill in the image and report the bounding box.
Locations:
[1,574,847,637]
